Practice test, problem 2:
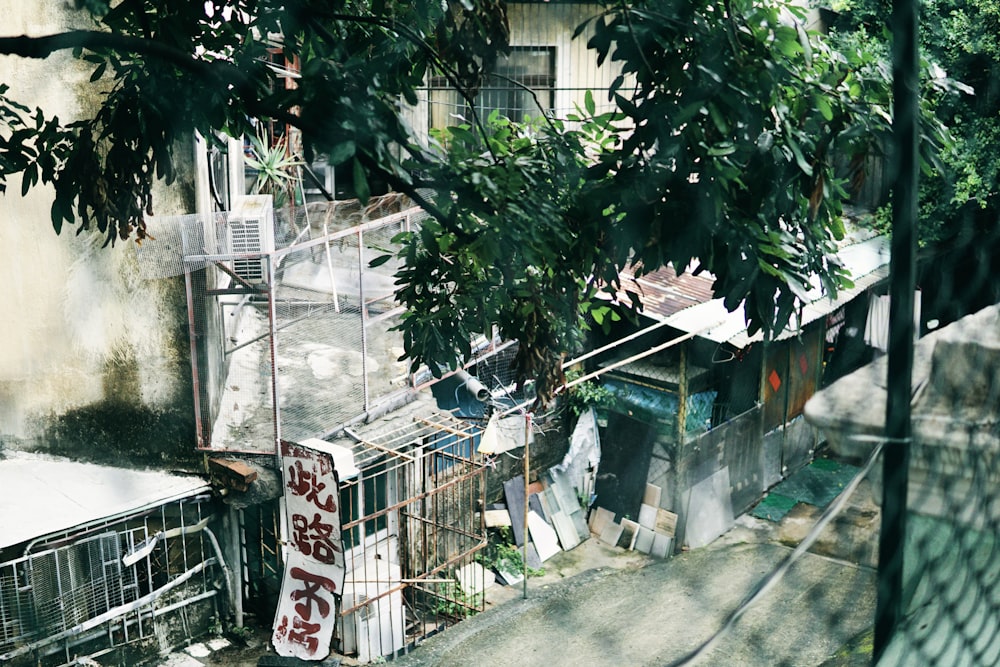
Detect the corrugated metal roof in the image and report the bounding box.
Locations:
[614,264,716,321]
[0,452,211,550]
[618,232,890,349]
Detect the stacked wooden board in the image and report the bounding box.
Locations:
[589,483,676,558]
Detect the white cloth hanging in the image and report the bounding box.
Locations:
[865,290,921,352]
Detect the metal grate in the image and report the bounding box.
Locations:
[0,496,218,665]
[333,414,488,662]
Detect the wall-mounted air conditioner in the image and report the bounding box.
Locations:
[227,195,275,285]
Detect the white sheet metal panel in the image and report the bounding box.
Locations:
[0,451,210,550]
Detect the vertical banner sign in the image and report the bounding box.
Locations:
[273,440,346,660]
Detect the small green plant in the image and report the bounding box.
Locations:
[228,624,254,642]
[244,130,303,208]
[564,369,618,417]
[431,581,483,619]
[476,526,545,577]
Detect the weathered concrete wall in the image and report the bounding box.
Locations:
[0,4,198,464]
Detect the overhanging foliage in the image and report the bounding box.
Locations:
[0,0,958,404]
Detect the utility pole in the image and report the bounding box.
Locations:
[874,0,919,659]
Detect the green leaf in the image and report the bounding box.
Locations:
[585,90,596,117]
[352,157,370,203]
[368,254,393,268]
[708,103,729,135]
[448,125,476,146]
[707,141,736,157]
[89,61,107,82]
[815,96,834,122]
[785,136,813,176]
[327,140,356,165]
[50,199,64,234]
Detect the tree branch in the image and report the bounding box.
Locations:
[0,30,197,69]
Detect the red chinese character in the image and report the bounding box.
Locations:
[289,566,336,621]
[286,460,337,512]
[291,513,343,564]
[287,616,322,653]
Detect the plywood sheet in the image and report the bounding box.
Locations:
[484,509,512,528]
[599,521,624,548]
[456,562,495,597]
[634,526,655,554]
[620,518,640,550]
[651,533,673,559]
[546,468,590,544]
[684,467,735,549]
[503,475,527,547]
[643,483,662,508]
[529,493,547,522]
[589,506,615,537]
[656,509,678,537]
[548,468,581,513]
[544,488,581,550]
[570,508,590,542]
[638,503,658,530]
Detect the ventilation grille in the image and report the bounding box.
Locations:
[227,195,275,285]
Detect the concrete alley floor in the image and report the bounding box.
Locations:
[182,520,876,667]
[385,532,876,667]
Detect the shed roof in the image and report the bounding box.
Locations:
[616,264,716,321]
[0,452,210,550]
[614,230,890,349]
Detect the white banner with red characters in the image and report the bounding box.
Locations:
[272,440,346,660]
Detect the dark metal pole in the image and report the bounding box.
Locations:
[874,0,919,660]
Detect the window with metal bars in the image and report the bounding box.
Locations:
[429,46,556,129]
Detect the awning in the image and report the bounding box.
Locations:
[0,451,211,551]
[659,233,890,349]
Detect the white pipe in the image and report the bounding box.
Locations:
[455,369,490,402]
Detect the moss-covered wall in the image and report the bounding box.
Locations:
[0,3,200,468]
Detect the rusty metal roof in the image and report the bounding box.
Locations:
[609,229,891,349]
[615,264,716,321]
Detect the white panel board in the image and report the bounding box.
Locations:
[683,467,735,549]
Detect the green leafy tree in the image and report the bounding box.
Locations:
[827,0,1000,319]
[828,0,992,246]
[389,0,950,402]
[0,0,950,403]
[0,0,510,243]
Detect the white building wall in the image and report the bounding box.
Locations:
[0,3,196,445]
[401,2,624,147]
[506,2,621,120]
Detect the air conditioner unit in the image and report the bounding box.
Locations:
[227,195,275,285]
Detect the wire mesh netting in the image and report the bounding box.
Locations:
[799,304,1000,667]
[554,216,1000,665]
[129,3,1000,663]
[138,195,445,453]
